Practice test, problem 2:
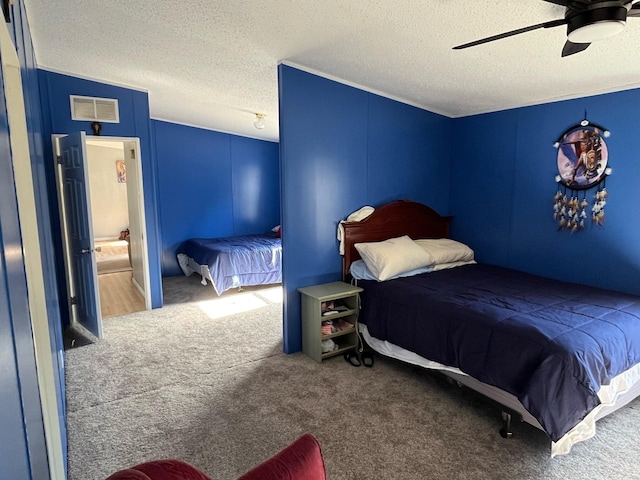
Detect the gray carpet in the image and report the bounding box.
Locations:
[65,275,640,480]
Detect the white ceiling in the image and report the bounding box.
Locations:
[23,1,640,142]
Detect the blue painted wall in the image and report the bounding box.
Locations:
[11,5,67,462]
[0,0,60,477]
[278,65,452,353]
[153,120,280,277]
[0,59,44,480]
[38,70,164,309]
[450,89,640,296]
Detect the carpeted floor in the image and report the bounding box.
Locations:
[64,275,640,480]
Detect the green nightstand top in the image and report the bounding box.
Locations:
[298,281,363,301]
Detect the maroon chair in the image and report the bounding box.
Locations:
[238,433,326,480]
[105,459,211,480]
[105,434,326,480]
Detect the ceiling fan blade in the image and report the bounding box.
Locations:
[453,19,566,50]
[628,3,640,16]
[541,0,569,5]
[561,40,590,57]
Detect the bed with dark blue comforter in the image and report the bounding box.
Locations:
[358,263,640,443]
[178,234,281,295]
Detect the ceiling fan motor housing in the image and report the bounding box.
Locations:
[566,5,628,42]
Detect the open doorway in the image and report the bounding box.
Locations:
[55,134,151,345]
[86,139,147,318]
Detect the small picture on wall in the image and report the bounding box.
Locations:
[116,160,126,183]
[557,127,608,190]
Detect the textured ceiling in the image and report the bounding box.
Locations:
[23,1,640,142]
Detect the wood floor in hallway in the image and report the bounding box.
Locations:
[98,271,145,317]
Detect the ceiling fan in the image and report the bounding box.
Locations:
[453,1,640,57]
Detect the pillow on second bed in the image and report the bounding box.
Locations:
[355,235,435,281]
[414,238,475,265]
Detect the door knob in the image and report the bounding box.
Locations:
[81,247,92,254]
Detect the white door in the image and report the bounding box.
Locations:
[59,132,103,338]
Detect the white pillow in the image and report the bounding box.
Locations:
[355,235,435,281]
[414,238,474,265]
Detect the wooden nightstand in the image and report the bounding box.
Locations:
[298,281,363,363]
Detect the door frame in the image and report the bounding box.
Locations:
[120,137,151,308]
[53,134,152,324]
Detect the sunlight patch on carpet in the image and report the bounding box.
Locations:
[197,292,269,319]
[255,286,283,303]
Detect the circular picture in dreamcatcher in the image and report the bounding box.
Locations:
[556,127,608,190]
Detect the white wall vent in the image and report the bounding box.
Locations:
[70,95,120,123]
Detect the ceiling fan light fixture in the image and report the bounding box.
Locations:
[567,20,626,43]
[253,113,266,129]
[566,6,627,43]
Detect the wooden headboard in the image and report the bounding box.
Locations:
[342,200,453,281]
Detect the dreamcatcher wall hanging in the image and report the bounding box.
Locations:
[553,115,613,232]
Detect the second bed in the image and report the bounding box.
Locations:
[177,233,282,295]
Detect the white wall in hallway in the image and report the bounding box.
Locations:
[87,142,129,240]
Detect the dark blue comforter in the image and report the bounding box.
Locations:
[358,264,640,441]
[180,234,281,295]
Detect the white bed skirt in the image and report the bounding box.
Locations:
[360,324,640,457]
[177,253,214,287]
